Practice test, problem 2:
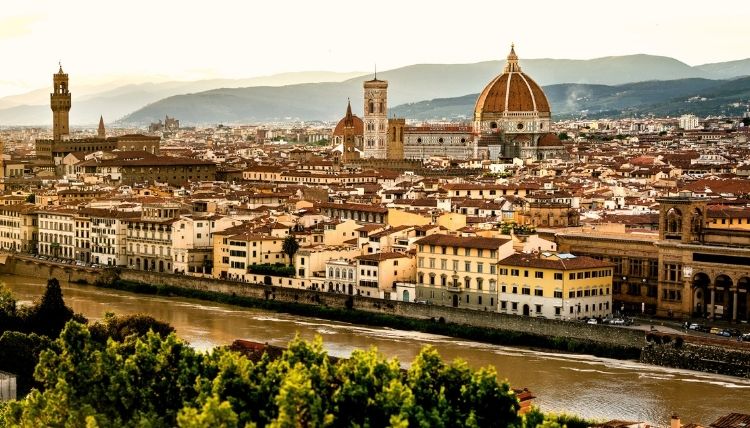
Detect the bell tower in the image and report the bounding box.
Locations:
[51,63,71,141]
[363,71,388,159]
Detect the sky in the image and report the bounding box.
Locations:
[1,0,748,98]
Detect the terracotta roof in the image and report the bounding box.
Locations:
[537,133,563,147]
[354,252,409,262]
[709,413,750,428]
[499,252,613,270]
[415,234,510,250]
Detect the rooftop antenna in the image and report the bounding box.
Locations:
[374,63,377,80]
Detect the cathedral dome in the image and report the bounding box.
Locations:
[474,45,550,119]
[332,103,364,137]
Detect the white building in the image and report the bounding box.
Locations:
[38,208,77,260]
[679,114,700,130]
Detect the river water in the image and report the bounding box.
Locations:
[3,274,749,426]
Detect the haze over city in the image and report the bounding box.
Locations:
[1,0,748,97]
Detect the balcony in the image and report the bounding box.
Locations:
[446,283,462,292]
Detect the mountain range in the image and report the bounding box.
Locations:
[390,77,750,120]
[1,55,750,126]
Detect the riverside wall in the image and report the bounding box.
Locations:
[6,256,750,378]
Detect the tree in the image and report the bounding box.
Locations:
[742,117,750,127]
[282,235,300,267]
[3,326,539,427]
[557,132,569,141]
[23,278,77,337]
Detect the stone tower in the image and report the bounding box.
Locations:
[341,100,360,162]
[98,115,105,139]
[363,74,388,159]
[51,64,71,141]
[387,117,405,160]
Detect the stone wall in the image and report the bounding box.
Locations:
[0,257,100,285]
[117,269,645,349]
[641,337,750,378]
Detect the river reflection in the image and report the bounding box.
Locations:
[4,274,750,426]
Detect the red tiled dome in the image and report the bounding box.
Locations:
[333,114,363,136]
[538,133,563,147]
[474,46,550,116]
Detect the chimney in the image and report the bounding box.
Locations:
[671,415,681,428]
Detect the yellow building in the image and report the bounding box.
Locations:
[497,252,613,320]
[415,234,515,310]
[213,232,286,281]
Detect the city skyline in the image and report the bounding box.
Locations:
[2,0,748,98]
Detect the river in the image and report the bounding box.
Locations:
[3,274,749,426]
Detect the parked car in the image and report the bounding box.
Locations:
[717,329,732,337]
[587,318,598,325]
[724,328,742,337]
[741,333,750,342]
[688,323,702,330]
[710,327,722,335]
[611,318,626,325]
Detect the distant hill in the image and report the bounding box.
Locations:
[0,71,368,126]
[695,59,750,80]
[3,54,750,126]
[389,77,750,120]
[120,55,750,125]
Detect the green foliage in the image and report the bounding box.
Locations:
[557,132,570,141]
[282,235,300,266]
[22,278,77,338]
[89,312,175,343]
[248,263,295,278]
[0,331,55,396]
[25,194,35,204]
[0,282,16,316]
[3,325,528,427]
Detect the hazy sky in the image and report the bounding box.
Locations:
[1,0,747,97]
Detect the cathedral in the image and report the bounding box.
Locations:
[331,45,564,162]
[473,45,564,160]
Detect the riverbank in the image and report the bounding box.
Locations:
[4,256,750,378]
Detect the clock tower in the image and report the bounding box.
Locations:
[51,64,71,141]
[363,75,388,159]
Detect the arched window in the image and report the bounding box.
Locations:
[666,208,682,234]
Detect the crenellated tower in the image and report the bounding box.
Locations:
[51,64,71,141]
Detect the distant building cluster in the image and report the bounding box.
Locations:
[0,49,749,324]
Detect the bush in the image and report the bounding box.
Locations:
[247,263,295,277]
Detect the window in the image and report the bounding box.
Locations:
[535,271,544,279]
[465,262,471,272]
[453,260,459,271]
[477,263,483,273]
[500,301,507,310]
[535,305,542,313]
[511,269,519,276]
[555,307,561,316]
[511,302,518,311]
[522,287,530,295]
[554,273,563,280]
[569,273,575,280]
[554,290,563,298]
[441,259,447,270]
[429,258,435,268]
[490,265,497,274]
[534,289,543,297]
[418,257,424,268]
[524,270,529,277]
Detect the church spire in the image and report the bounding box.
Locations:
[503,43,521,73]
[98,115,105,138]
[344,98,354,127]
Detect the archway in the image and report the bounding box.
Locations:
[737,277,750,322]
[522,304,530,317]
[665,208,682,236]
[264,276,272,285]
[692,272,710,317]
[158,260,164,273]
[714,274,734,320]
[402,290,410,302]
[452,294,458,307]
